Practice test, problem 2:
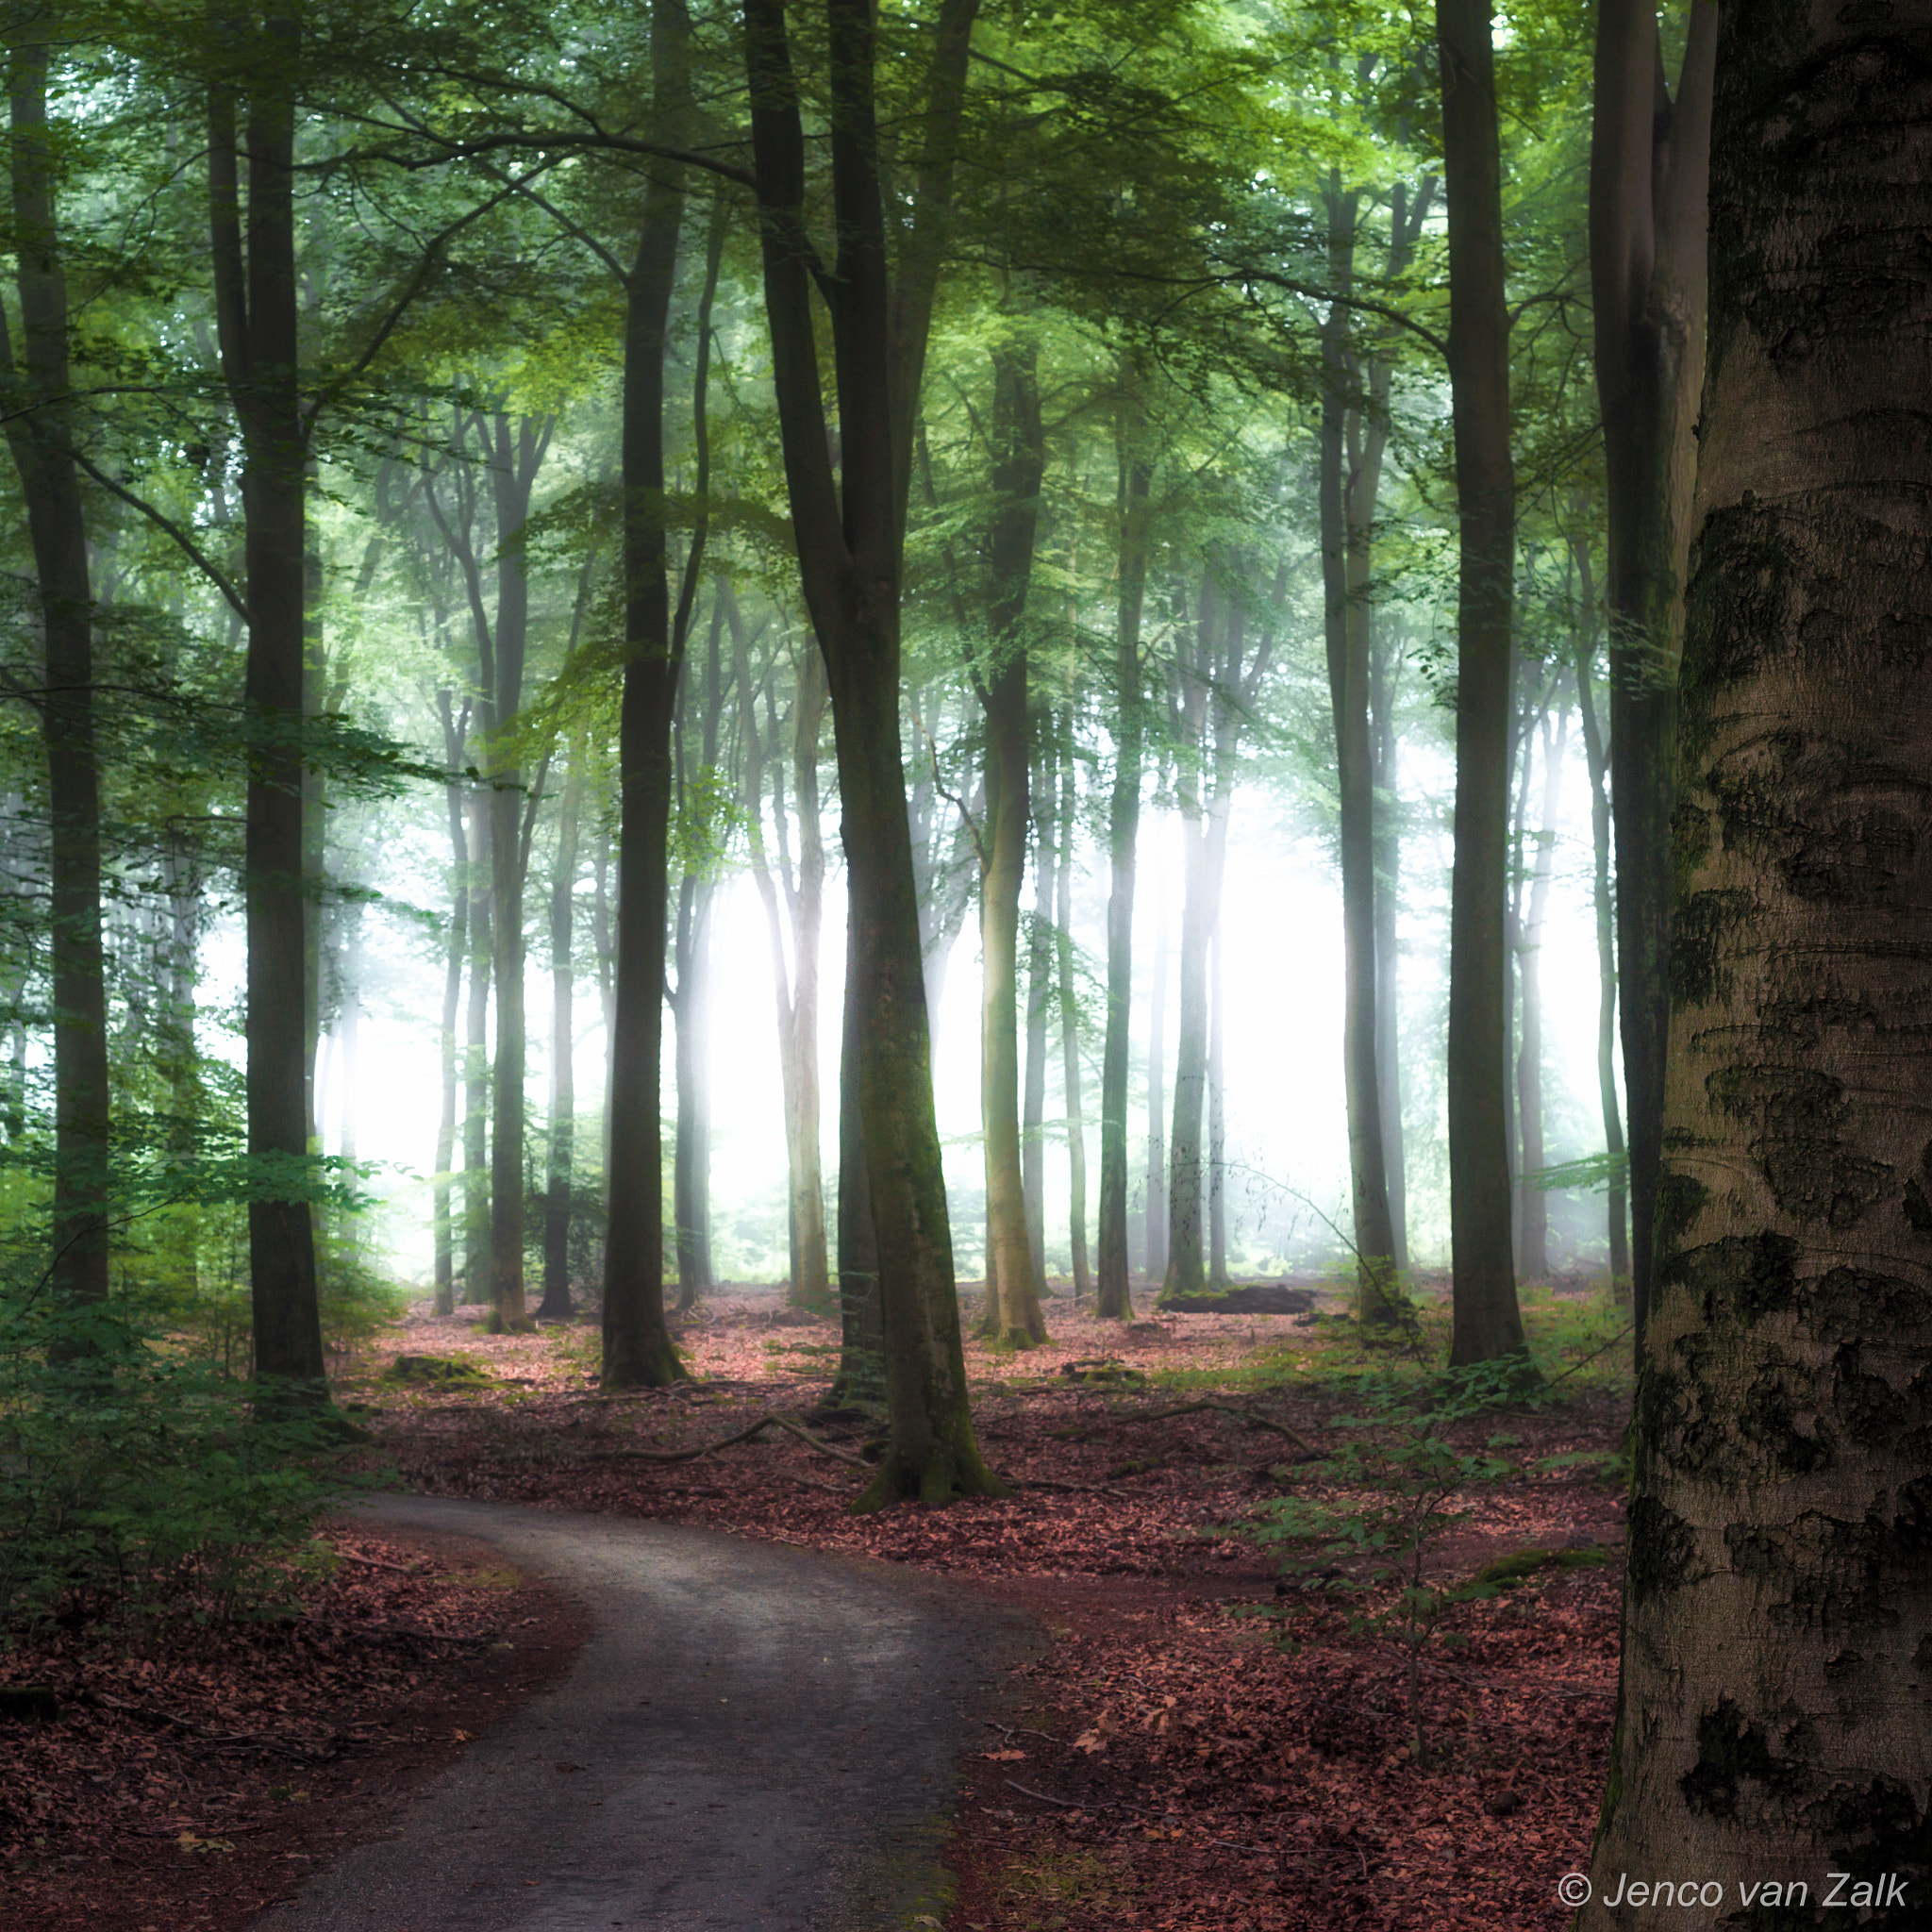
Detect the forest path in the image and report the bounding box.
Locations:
[247,1492,1036,1932]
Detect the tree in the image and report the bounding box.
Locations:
[743,0,1002,1504]
[1589,0,1714,1355]
[1436,0,1525,1369]
[1579,2,1932,1906]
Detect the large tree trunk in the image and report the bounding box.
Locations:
[1320,180,1400,1324]
[746,0,999,1504]
[1057,734,1091,1303]
[209,9,326,1395]
[540,743,581,1323]
[1022,750,1052,1290]
[1437,0,1526,1369]
[1571,546,1631,1291]
[461,788,491,1305]
[975,338,1047,1346]
[1579,5,1932,1906]
[1513,702,1566,1283]
[1095,418,1150,1319]
[1590,0,1714,1363]
[2,33,109,1329]
[601,0,691,1390]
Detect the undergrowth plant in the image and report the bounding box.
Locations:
[1237,1358,1525,1764]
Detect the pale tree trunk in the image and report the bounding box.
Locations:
[1371,633,1407,1272]
[461,787,491,1305]
[1513,700,1566,1283]
[1207,924,1228,1287]
[2,33,109,1328]
[1570,534,1631,1291]
[1057,732,1091,1301]
[1590,0,1714,1358]
[747,0,1001,1502]
[1580,4,1932,1906]
[1437,0,1526,1367]
[1096,400,1150,1318]
[432,692,470,1317]
[540,741,582,1323]
[1022,749,1052,1290]
[975,336,1047,1346]
[1502,658,1537,1267]
[1143,846,1169,1281]
[209,8,325,1395]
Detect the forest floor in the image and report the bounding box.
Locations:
[1,1278,1631,1931]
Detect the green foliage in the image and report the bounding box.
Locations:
[1234,1361,1523,1762]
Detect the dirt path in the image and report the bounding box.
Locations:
[246,1494,1036,1932]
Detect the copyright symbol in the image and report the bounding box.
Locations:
[1557,1873,1593,1907]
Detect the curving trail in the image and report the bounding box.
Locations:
[247,1493,1035,1932]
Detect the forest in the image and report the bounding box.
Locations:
[1,1,1928,1929]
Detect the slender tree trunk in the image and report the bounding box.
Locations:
[1572,549,1631,1291]
[431,695,470,1318]
[1144,851,1169,1282]
[746,0,998,1502]
[1096,418,1150,1318]
[1371,633,1408,1272]
[1514,703,1566,1283]
[2,33,108,1326]
[462,789,491,1304]
[209,8,325,1394]
[1580,5,1932,1901]
[1022,752,1053,1291]
[673,870,716,1310]
[1590,0,1714,1362]
[1058,735,1091,1302]
[601,0,691,1390]
[540,745,581,1322]
[1437,0,1526,1368]
[1207,924,1228,1287]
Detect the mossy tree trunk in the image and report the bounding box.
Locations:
[1580,3,1932,1908]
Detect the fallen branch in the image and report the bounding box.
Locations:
[329,1549,426,1576]
[1010,1474,1129,1499]
[767,1413,873,1471]
[1066,1399,1322,1457]
[588,1410,873,1471]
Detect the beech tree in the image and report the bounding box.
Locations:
[1581,0,1932,1906]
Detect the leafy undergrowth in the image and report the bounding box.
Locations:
[0,1526,590,1932]
[332,1281,1629,1930]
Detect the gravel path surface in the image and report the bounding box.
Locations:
[248,1493,1036,1932]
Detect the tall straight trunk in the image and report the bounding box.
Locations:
[461,788,491,1303]
[2,33,108,1324]
[1580,5,1932,1900]
[1321,178,1400,1323]
[1096,416,1150,1318]
[1502,659,1536,1267]
[1143,851,1169,1281]
[540,744,582,1323]
[1371,632,1408,1272]
[1207,924,1228,1287]
[1571,549,1631,1290]
[300,501,325,1149]
[1021,751,1052,1290]
[834,926,882,1398]
[433,767,465,1322]
[747,0,999,1503]
[209,8,325,1393]
[1513,703,1566,1282]
[1437,0,1525,1368]
[601,0,691,1390]
[1057,736,1091,1302]
[975,337,1046,1345]
[673,867,716,1309]
[1590,0,1714,1361]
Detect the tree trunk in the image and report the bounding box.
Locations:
[1371,632,1408,1272]
[1096,417,1150,1319]
[975,336,1047,1346]
[746,0,999,1502]
[1590,0,1714,1364]
[1207,924,1228,1288]
[540,742,581,1323]
[1022,750,1053,1291]
[1144,848,1169,1282]
[433,720,465,1318]
[2,33,109,1328]
[1057,733,1091,1303]
[1579,5,1932,1904]
[1321,178,1400,1324]
[462,787,491,1304]
[1571,550,1631,1291]
[1437,0,1526,1369]
[601,0,691,1391]
[1514,702,1566,1284]
[209,9,325,1395]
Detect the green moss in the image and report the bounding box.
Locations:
[1467,1546,1607,1590]
[382,1354,493,1387]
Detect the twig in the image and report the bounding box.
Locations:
[329,1550,426,1575]
[767,1413,873,1470]
[1005,1778,1080,1808]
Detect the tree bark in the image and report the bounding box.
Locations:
[1590,0,1715,1359]
[1207,924,1228,1287]
[461,786,491,1304]
[1579,4,1932,1905]
[1022,761,1052,1293]
[1371,632,1408,1272]
[1437,0,1526,1368]
[601,0,691,1390]
[1513,701,1566,1283]
[540,741,581,1323]
[746,0,999,1502]
[1096,412,1150,1319]
[209,8,325,1395]
[432,695,466,1320]
[1143,842,1169,1282]
[1057,730,1091,1302]
[2,31,109,1328]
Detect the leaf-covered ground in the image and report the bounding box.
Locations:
[1,1280,1629,1930]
